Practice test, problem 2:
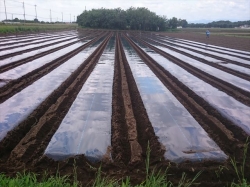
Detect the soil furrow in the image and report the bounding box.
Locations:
[1,30,250,186]
[0,33,107,104]
[0,31,77,43]
[133,37,250,107]
[152,34,250,69]
[111,34,131,164]
[138,35,250,81]
[0,34,99,73]
[116,34,142,163]
[123,33,249,161]
[0,34,75,52]
[119,35,164,163]
[0,33,76,48]
[158,34,250,56]
[4,33,112,165]
[0,34,56,43]
[0,36,79,60]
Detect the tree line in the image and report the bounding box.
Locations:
[77,7,188,31]
[2,18,71,24]
[188,20,250,28]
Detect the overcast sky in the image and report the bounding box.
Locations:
[0,0,249,23]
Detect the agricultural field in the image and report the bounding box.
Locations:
[0,23,78,34]
[165,28,250,51]
[0,29,249,186]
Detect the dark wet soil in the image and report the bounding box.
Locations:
[0,30,249,186]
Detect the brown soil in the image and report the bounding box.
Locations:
[0,30,249,186]
[160,32,250,52]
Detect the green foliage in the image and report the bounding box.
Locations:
[91,142,202,187]
[215,165,228,179]
[77,7,169,31]
[230,137,250,187]
[177,19,188,28]
[0,171,77,187]
[168,17,178,29]
[188,20,250,28]
[0,23,77,34]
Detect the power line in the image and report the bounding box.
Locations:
[4,0,7,20]
[0,0,76,22]
[35,4,37,19]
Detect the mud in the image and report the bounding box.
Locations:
[0,30,249,186]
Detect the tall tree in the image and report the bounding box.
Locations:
[77,7,168,31]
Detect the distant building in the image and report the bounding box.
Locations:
[2,21,21,24]
[240,25,250,28]
[177,26,182,29]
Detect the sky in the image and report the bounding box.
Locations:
[0,0,249,23]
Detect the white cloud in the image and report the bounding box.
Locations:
[0,0,249,23]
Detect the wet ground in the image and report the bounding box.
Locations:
[0,30,249,186]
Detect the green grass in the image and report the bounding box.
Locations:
[0,171,78,187]
[0,140,249,187]
[91,143,202,187]
[229,138,249,187]
[0,23,78,34]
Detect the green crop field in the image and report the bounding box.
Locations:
[0,23,78,34]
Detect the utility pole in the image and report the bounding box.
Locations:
[4,0,7,21]
[23,2,26,23]
[35,5,37,19]
[12,14,13,20]
[74,15,75,22]
[50,9,52,22]
[62,12,63,22]
[70,14,71,23]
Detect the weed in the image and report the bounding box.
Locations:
[215,165,228,178]
[90,142,202,187]
[230,137,249,187]
[0,171,73,187]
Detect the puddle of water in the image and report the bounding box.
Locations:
[45,37,115,162]
[135,40,250,135]
[122,38,227,163]
[0,39,102,141]
[151,43,250,92]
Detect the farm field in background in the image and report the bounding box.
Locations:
[165,28,250,52]
[0,23,78,34]
[0,29,249,186]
